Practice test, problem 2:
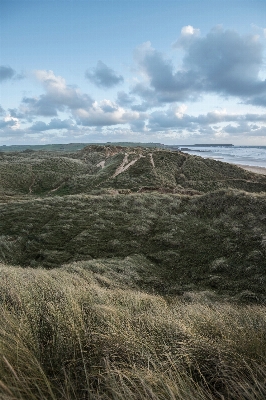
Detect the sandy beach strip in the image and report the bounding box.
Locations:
[237,164,266,175]
[206,156,266,175]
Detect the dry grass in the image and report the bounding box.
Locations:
[1,145,266,399]
[0,262,265,399]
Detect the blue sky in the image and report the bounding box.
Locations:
[1,0,266,145]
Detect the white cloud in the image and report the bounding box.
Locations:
[181,25,200,37]
[134,27,266,108]
[73,99,140,126]
[34,69,66,90]
[4,114,20,130]
[175,104,187,119]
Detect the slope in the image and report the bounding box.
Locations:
[1,145,266,197]
[1,190,266,301]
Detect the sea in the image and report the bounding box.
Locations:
[178,146,266,168]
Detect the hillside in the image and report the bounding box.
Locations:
[1,145,266,399]
[1,145,266,197]
[1,146,266,300]
[1,190,266,302]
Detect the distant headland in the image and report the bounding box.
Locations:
[168,144,234,148]
[193,144,233,147]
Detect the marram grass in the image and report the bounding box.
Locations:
[0,262,265,399]
[1,145,266,399]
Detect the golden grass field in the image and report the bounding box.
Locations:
[0,262,265,399]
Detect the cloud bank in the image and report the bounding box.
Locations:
[131,27,266,108]
[1,26,266,145]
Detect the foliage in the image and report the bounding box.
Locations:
[1,145,266,398]
[0,191,266,299]
[1,145,266,196]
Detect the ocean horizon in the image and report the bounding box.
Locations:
[179,146,266,168]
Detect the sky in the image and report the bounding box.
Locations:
[1,0,266,146]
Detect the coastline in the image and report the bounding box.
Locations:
[203,156,266,175]
[236,164,266,175]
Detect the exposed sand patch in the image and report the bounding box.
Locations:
[97,160,105,168]
[50,181,67,193]
[237,164,266,175]
[113,153,145,178]
[113,153,128,177]
[206,157,224,160]
[149,153,155,168]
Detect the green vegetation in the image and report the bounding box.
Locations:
[1,191,266,300]
[1,145,266,399]
[1,145,266,197]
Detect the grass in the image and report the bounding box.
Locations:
[1,145,266,398]
[0,262,266,399]
[1,191,266,299]
[1,146,266,196]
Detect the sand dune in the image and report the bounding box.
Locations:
[237,164,266,175]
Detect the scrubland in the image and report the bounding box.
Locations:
[0,262,266,399]
[0,145,266,399]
